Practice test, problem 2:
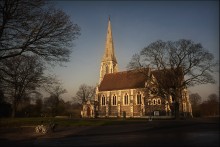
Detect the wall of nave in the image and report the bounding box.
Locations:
[96,88,167,117]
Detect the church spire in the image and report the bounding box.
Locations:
[99,17,118,84]
[102,17,117,63]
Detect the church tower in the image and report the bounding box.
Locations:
[99,17,118,84]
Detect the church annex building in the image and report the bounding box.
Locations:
[81,18,192,119]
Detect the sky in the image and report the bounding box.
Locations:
[51,1,219,102]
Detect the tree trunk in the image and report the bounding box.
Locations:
[11,101,16,118]
[174,88,182,120]
[175,101,179,119]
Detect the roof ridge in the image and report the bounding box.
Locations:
[104,68,150,76]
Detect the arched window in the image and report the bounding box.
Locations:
[170,95,175,102]
[112,94,117,106]
[137,92,142,105]
[124,93,129,105]
[101,95,106,106]
[153,99,156,105]
[157,98,161,105]
[148,99,151,105]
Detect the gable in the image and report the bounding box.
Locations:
[151,67,184,88]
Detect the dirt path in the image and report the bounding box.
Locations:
[0,125,98,141]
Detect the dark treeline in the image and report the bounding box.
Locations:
[1,90,219,118]
[189,93,219,117]
[0,91,82,118]
[0,0,80,118]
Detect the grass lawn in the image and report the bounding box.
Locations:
[0,117,149,127]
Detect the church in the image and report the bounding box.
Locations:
[81,18,192,119]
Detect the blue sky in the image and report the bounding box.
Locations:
[52,1,219,101]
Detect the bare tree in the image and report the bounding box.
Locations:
[0,88,11,117]
[200,93,219,117]
[43,81,67,116]
[206,94,219,116]
[189,93,202,117]
[0,55,45,117]
[44,81,67,100]
[0,0,80,63]
[208,93,219,102]
[189,93,202,107]
[34,96,43,116]
[73,84,95,104]
[128,39,218,118]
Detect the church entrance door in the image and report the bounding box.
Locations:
[87,106,91,117]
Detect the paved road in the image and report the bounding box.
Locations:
[0,118,219,147]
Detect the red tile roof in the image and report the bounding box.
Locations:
[98,68,184,91]
[99,69,150,91]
